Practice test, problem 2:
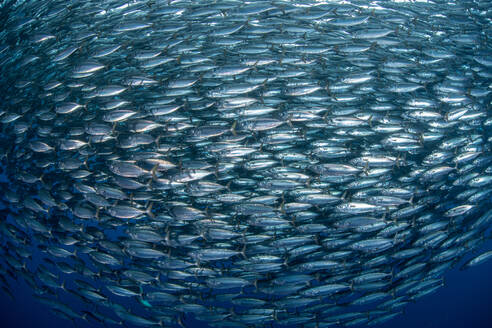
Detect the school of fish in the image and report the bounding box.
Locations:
[0,0,491,327]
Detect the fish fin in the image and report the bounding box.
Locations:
[287,115,293,128]
[395,153,401,169]
[151,163,159,180]
[240,243,247,259]
[146,202,155,219]
[177,315,185,328]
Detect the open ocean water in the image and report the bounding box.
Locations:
[0,237,491,328]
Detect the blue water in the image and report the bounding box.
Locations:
[1,238,491,327]
[1,160,491,326]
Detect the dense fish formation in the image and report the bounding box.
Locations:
[0,0,491,327]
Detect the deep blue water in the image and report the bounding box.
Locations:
[1,160,491,327]
[0,238,491,327]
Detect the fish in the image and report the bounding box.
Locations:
[0,0,491,328]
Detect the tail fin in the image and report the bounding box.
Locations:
[146,202,155,219]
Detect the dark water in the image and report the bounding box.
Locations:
[0,236,491,328]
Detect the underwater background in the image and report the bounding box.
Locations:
[0,238,491,328]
